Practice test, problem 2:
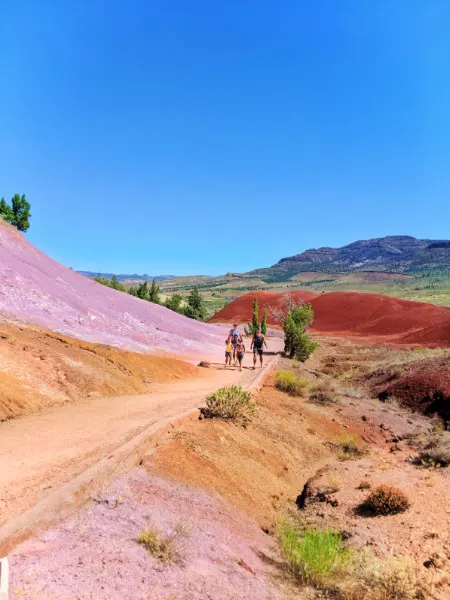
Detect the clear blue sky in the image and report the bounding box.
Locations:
[1,1,449,275]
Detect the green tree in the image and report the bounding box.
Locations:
[261,307,268,335]
[136,281,149,301]
[0,198,14,223]
[245,296,260,336]
[149,278,161,304]
[165,294,184,313]
[184,286,206,321]
[11,194,31,232]
[128,286,138,296]
[283,302,317,361]
[110,275,125,292]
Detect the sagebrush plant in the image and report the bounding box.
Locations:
[202,385,256,425]
[361,485,410,516]
[278,521,352,587]
[336,434,365,460]
[275,370,309,396]
[309,379,338,404]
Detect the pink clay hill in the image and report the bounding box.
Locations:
[0,221,223,356]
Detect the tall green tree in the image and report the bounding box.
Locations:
[136,281,149,301]
[128,286,138,297]
[11,194,31,232]
[261,307,268,335]
[149,279,161,304]
[245,296,260,336]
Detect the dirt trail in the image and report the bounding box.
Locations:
[0,339,283,527]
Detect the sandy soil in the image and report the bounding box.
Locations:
[0,337,284,527]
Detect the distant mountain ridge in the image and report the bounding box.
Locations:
[78,271,174,282]
[272,235,450,275]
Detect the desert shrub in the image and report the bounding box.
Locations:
[309,379,338,404]
[275,370,309,396]
[278,523,351,587]
[353,554,425,600]
[416,432,450,468]
[202,385,256,425]
[336,434,365,460]
[137,522,188,563]
[361,485,410,516]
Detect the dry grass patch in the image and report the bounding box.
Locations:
[137,522,189,563]
[309,379,338,404]
[415,432,450,468]
[335,433,365,460]
[350,554,426,600]
[201,385,256,425]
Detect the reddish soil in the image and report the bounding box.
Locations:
[211,290,450,347]
[0,320,198,421]
[367,356,450,419]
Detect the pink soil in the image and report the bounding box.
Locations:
[10,468,284,600]
[0,221,224,356]
[211,291,450,347]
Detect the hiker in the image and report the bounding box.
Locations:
[250,327,268,369]
[227,323,242,362]
[225,338,233,366]
[235,338,246,372]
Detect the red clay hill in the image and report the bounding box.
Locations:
[210,291,450,347]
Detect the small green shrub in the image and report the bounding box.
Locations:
[361,485,410,516]
[309,379,338,404]
[336,434,365,460]
[275,370,309,396]
[278,523,352,586]
[202,385,256,425]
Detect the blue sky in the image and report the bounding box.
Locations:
[1,1,449,275]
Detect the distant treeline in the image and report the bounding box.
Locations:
[94,275,206,321]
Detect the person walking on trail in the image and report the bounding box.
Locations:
[225,338,233,366]
[250,327,268,369]
[235,338,246,372]
[227,323,242,363]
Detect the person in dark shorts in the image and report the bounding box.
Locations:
[250,327,268,368]
[235,339,246,371]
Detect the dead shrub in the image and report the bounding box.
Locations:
[357,480,371,491]
[360,485,410,516]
